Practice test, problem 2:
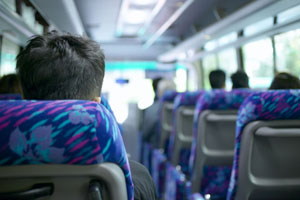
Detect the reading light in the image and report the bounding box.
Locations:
[130,0,158,6]
[124,9,151,24]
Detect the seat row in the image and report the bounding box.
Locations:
[147,89,300,200]
[0,95,133,200]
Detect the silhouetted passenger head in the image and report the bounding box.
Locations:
[16,31,105,101]
[269,72,300,90]
[231,71,249,89]
[152,77,162,100]
[157,79,176,98]
[0,73,22,94]
[209,69,226,89]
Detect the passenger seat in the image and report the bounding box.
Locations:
[227,90,300,200]
[189,89,252,199]
[0,100,133,200]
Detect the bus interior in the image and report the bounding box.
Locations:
[0,0,300,200]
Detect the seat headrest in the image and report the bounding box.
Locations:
[189,89,253,174]
[227,90,300,200]
[167,91,204,160]
[0,100,133,200]
[173,91,204,108]
[160,90,178,103]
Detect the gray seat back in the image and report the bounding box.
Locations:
[236,120,300,200]
[159,102,174,150]
[191,109,238,192]
[0,163,127,200]
[171,106,195,166]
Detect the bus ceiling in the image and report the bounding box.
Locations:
[0,0,299,63]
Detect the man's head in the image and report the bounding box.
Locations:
[157,79,176,98]
[231,71,249,89]
[0,73,22,94]
[17,31,105,102]
[269,72,300,90]
[209,69,226,89]
[152,77,162,100]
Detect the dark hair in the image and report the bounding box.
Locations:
[269,72,300,90]
[16,31,105,100]
[231,71,249,89]
[209,69,226,89]
[0,74,22,94]
[152,77,162,100]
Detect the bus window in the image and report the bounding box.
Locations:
[218,48,238,89]
[102,70,154,123]
[277,4,300,24]
[243,38,273,88]
[0,37,20,76]
[275,29,300,78]
[244,17,273,37]
[175,67,187,92]
[202,54,217,89]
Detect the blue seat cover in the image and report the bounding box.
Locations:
[0,100,134,200]
[167,91,204,175]
[189,89,252,199]
[227,90,300,200]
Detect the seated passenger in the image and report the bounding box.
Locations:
[209,69,226,89]
[142,78,176,147]
[269,72,300,89]
[231,70,249,89]
[0,73,22,94]
[16,31,157,200]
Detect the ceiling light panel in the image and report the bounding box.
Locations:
[130,0,158,6]
[116,0,165,37]
[122,25,141,36]
[125,9,151,24]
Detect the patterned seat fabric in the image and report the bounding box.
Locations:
[227,90,300,200]
[159,90,179,103]
[190,193,205,200]
[152,149,167,198]
[100,95,114,117]
[189,89,252,199]
[158,90,179,153]
[151,90,178,197]
[167,91,204,175]
[164,164,186,200]
[100,95,123,134]
[0,100,133,200]
[0,94,22,100]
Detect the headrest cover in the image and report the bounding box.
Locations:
[0,100,133,200]
[189,89,252,174]
[227,90,300,200]
[167,91,204,160]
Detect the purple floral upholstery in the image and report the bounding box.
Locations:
[164,163,186,200]
[152,149,167,198]
[163,91,203,200]
[151,90,178,197]
[159,90,179,103]
[0,94,22,100]
[189,89,252,199]
[142,142,153,172]
[227,90,300,200]
[100,95,113,116]
[0,100,133,200]
[190,193,205,200]
[101,95,123,134]
[158,89,179,146]
[167,91,204,174]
